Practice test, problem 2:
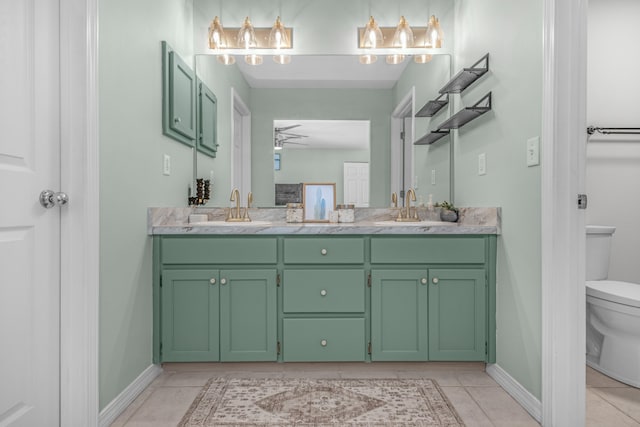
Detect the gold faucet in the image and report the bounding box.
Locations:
[243,192,253,221]
[227,188,252,222]
[396,188,420,222]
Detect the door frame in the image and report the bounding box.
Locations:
[541,0,587,425]
[390,87,415,202]
[231,88,251,196]
[60,0,99,425]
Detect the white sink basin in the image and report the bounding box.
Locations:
[189,220,272,226]
[373,220,453,226]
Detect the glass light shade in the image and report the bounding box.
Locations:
[386,54,405,65]
[414,54,433,64]
[392,16,414,49]
[268,16,290,49]
[424,15,444,48]
[359,54,377,65]
[208,16,228,50]
[217,53,236,65]
[273,54,291,64]
[361,16,383,49]
[237,16,257,49]
[245,54,263,65]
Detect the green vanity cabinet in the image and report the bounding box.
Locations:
[428,269,486,361]
[161,269,219,362]
[155,237,278,363]
[370,269,429,361]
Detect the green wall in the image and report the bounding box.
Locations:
[453,0,543,398]
[251,88,392,207]
[98,0,194,410]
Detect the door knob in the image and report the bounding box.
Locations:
[432,277,439,284]
[421,278,428,284]
[40,190,69,208]
[220,278,227,285]
[209,278,216,285]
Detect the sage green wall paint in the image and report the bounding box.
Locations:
[453,0,543,399]
[393,56,452,204]
[275,148,370,205]
[99,0,194,410]
[251,88,392,207]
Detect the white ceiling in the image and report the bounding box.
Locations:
[274,119,370,150]
[237,55,410,89]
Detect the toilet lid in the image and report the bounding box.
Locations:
[586,280,640,308]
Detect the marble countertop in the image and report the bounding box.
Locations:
[148,207,501,235]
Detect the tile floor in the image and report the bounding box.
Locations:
[109,363,640,426]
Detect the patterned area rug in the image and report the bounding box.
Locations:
[179,377,465,426]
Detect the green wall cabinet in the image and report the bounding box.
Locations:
[370,270,429,361]
[197,80,218,157]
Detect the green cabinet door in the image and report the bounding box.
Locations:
[428,269,486,361]
[219,269,277,361]
[371,269,429,361]
[161,42,196,146]
[161,269,219,362]
[197,80,217,157]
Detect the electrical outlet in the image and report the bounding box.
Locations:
[431,169,436,185]
[163,154,171,175]
[527,137,540,166]
[478,153,486,175]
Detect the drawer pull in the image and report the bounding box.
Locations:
[320,289,327,296]
[432,277,439,284]
[421,278,427,285]
[220,278,227,285]
[320,248,328,255]
[209,278,216,285]
[320,339,328,347]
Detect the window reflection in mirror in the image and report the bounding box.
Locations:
[194,54,451,208]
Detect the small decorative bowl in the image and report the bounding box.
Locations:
[440,209,459,222]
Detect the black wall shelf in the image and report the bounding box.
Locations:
[414,130,450,145]
[438,92,492,130]
[439,53,489,94]
[415,93,449,118]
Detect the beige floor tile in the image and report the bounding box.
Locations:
[586,389,640,427]
[396,370,463,386]
[109,385,156,427]
[122,386,202,426]
[587,366,631,388]
[440,386,494,427]
[158,370,216,387]
[457,371,499,387]
[591,387,640,423]
[466,386,540,426]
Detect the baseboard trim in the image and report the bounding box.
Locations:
[98,364,162,427]
[486,363,542,423]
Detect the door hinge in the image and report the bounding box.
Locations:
[485,341,488,355]
[367,273,372,287]
[400,131,405,140]
[277,341,281,355]
[277,274,281,287]
[578,194,588,209]
[159,276,162,288]
[159,342,163,357]
[367,342,372,355]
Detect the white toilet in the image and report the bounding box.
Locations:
[586,225,640,387]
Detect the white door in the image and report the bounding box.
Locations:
[231,89,251,198]
[232,106,243,193]
[343,162,369,207]
[0,1,62,425]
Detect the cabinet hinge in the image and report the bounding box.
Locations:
[367,342,372,355]
[277,274,281,287]
[159,276,162,288]
[277,341,281,355]
[485,341,488,355]
[367,274,371,288]
[159,342,163,357]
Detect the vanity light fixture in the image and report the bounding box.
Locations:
[387,16,413,64]
[208,16,236,65]
[237,17,263,65]
[358,16,384,65]
[424,15,444,48]
[269,16,291,65]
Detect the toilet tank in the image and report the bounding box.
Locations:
[586,225,616,281]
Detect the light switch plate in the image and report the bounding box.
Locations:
[527,137,540,167]
[163,154,171,175]
[478,153,486,175]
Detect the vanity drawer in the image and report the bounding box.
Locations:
[283,237,364,264]
[371,237,485,264]
[283,270,365,313]
[283,318,365,362]
[161,237,277,264]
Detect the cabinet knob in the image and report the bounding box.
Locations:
[421,278,427,285]
[209,278,216,285]
[320,339,328,347]
[320,248,328,255]
[320,289,327,296]
[220,278,227,285]
[432,277,439,284]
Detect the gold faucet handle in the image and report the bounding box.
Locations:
[391,192,398,208]
[243,192,253,220]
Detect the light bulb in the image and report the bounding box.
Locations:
[361,16,383,49]
[237,17,257,49]
[424,15,444,48]
[208,16,227,50]
[392,16,414,49]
